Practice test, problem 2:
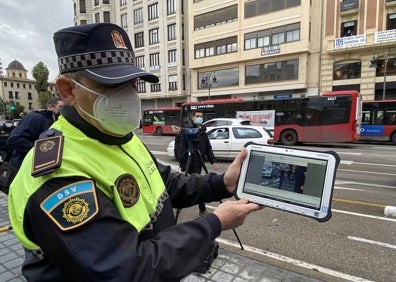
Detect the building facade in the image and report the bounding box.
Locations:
[0,59,56,119]
[72,0,396,106]
[322,0,396,101]
[189,0,321,101]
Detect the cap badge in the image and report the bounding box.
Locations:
[111,30,127,49]
[115,174,140,207]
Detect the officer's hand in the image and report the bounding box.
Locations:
[223,148,247,194]
[212,163,219,171]
[213,198,262,230]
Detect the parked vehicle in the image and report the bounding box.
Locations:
[202,118,250,131]
[167,125,273,160]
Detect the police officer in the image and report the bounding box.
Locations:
[8,23,261,281]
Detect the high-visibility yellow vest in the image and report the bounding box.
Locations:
[9,116,166,249]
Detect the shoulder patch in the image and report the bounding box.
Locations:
[40,180,99,231]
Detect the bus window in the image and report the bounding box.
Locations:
[374,110,384,125]
[362,111,371,124]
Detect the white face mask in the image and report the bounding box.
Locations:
[72,79,141,136]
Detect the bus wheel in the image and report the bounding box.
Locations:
[280,130,297,146]
[391,132,396,144]
[155,127,163,135]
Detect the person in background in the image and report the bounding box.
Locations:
[8,23,261,282]
[6,97,63,168]
[176,111,219,217]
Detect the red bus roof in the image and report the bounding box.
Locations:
[182,98,244,106]
[143,107,181,111]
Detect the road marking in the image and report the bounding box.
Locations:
[348,236,396,250]
[216,238,372,282]
[333,198,386,208]
[150,150,169,156]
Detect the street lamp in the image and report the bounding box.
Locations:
[369,48,396,100]
[201,72,217,100]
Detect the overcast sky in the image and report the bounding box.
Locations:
[0,0,74,81]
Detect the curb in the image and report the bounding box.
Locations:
[384,206,396,217]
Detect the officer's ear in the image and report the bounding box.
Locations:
[56,76,76,106]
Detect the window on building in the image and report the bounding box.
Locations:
[169,75,178,91]
[135,32,144,48]
[245,59,299,84]
[8,91,13,99]
[80,20,87,25]
[198,67,239,89]
[341,20,357,37]
[195,36,237,58]
[15,92,19,99]
[149,28,159,45]
[121,14,128,28]
[28,93,32,100]
[149,53,160,69]
[194,5,237,30]
[136,56,145,68]
[95,13,100,23]
[167,0,176,15]
[373,57,396,77]
[79,0,86,13]
[120,0,127,7]
[168,50,177,65]
[29,102,33,110]
[387,14,396,30]
[245,0,301,18]
[333,61,361,80]
[17,83,20,88]
[245,23,300,50]
[10,82,13,87]
[94,0,99,6]
[168,24,176,41]
[151,83,161,92]
[148,3,158,21]
[103,0,109,4]
[134,8,143,24]
[137,80,146,93]
[103,11,110,22]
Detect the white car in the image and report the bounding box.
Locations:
[202,118,250,132]
[167,125,273,160]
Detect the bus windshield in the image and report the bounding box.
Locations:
[182,90,362,145]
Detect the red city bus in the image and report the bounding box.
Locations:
[142,107,181,135]
[182,90,362,145]
[360,100,396,143]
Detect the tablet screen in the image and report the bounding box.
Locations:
[242,149,329,210]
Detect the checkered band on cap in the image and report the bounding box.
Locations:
[58,49,135,74]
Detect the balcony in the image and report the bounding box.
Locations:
[340,0,359,14]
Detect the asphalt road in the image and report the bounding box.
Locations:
[136,131,396,282]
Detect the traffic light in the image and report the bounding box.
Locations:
[10,104,15,111]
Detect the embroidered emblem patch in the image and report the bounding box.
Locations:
[62,197,89,224]
[40,180,98,231]
[111,30,127,49]
[115,174,140,207]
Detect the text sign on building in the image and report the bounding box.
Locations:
[261,45,280,56]
[274,94,292,100]
[335,34,366,49]
[374,29,396,44]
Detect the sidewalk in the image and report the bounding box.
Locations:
[1,192,333,282]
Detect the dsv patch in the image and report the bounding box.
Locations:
[40,180,99,231]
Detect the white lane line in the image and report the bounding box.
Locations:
[338,169,396,176]
[332,209,396,222]
[348,236,396,250]
[216,237,372,282]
